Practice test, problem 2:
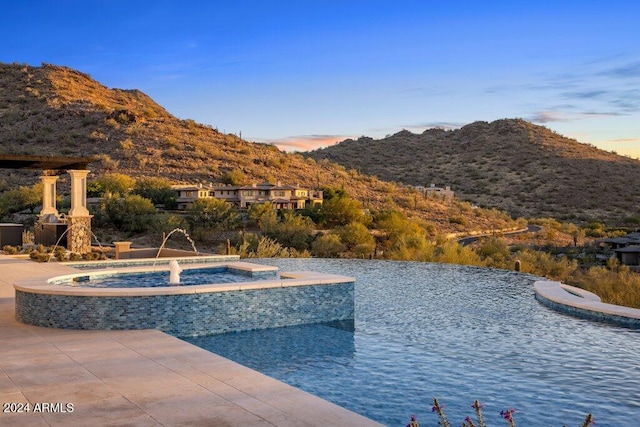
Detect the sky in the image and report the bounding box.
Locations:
[2,1,640,157]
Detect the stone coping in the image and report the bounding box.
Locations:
[14,261,356,297]
[63,254,240,268]
[534,280,640,326]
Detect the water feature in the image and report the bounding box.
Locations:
[155,228,198,259]
[183,259,640,427]
[168,260,182,284]
[46,220,105,262]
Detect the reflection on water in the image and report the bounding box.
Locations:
[182,259,640,427]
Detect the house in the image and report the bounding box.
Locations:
[173,182,322,210]
[409,184,454,202]
[601,232,640,266]
[173,184,215,210]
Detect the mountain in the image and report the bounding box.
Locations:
[305,119,640,223]
[0,62,518,234]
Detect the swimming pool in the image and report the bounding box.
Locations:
[66,267,278,288]
[183,259,640,427]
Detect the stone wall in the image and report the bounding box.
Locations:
[15,282,354,337]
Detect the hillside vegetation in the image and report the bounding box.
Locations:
[0,62,516,235]
[306,120,640,224]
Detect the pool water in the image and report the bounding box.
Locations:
[182,259,640,427]
[70,267,278,288]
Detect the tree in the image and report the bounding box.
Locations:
[96,173,136,196]
[311,233,345,258]
[133,177,176,207]
[0,183,43,217]
[266,212,314,251]
[103,194,157,233]
[222,169,246,185]
[336,222,375,257]
[247,202,278,231]
[375,210,433,261]
[319,194,366,227]
[187,198,239,231]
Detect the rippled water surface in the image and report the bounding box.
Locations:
[183,259,640,426]
[69,267,277,288]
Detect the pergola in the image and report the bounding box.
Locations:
[0,154,97,254]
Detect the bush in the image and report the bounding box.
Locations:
[2,245,18,254]
[311,233,345,258]
[103,194,157,233]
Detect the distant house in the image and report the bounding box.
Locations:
[409,183,454,202]
[172,182,323,211]
[601,232,640,266]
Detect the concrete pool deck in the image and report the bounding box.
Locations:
[0,255,380,426]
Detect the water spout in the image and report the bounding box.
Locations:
[169,260,183,284]
[47,221,105,262]
[153,228,198,270]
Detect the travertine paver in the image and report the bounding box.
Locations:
[0,255,381,426]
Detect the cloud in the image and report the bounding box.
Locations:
[529,110,626,124]
[254,135,352,152]
[601,61,640,79]
[528,111,573,123]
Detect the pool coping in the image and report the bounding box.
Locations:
[14,262,356,297]
[533,280,640,327]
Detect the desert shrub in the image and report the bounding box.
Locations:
[319,193,367,227]
[187,198,239,231]
[336,222,375,258]
[103,194,157,233]
[2,245,18,254]
[222,169,246,185]
[96,173,136,196]
[231,233,310,258]
[476,236,513,269]
[265,212,314,251]
[569,262,640,308]
[133,177,176,207]
[433,240,483,266]
[514,248,578,282]
[311,233,345,258]
[247,202,278,231]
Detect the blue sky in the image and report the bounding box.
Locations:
[2,1,639,157]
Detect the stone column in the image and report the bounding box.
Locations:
[66,170,92,254]
[39,175,59,220]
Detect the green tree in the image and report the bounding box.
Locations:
[187,198,239,231]
[96,173,136,196]
[0,183,43,217]
[266,211,314,251]
[311,233,345,258]
[103,194,157,233]
[247,202,278,231]
[133,177,176,207]
[319,194,366,227]
[375,210,433,261]
[336,222,375,257]
[222,169,246,185]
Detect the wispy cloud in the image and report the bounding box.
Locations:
[528,111,573,123]
[253,135,352,152]
[601,61,640,79]
[528,110,624,123]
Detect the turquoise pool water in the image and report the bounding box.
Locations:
[183,259,640,426]
[67,267,277,288]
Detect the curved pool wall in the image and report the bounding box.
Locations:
[14,260,355,336]
[534,280,640,328]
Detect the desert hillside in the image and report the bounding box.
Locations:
[306,119,640,224]
[0,62,517,234]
